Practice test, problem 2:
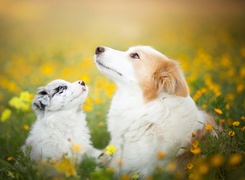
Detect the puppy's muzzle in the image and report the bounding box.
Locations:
[95,46,105,55]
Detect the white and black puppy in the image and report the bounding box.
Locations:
[94,46,219,177]
[23,79,101,163]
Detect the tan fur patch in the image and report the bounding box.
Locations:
[131,48,189,102]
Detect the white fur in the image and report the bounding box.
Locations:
[23,79,101,163]
[94,46,212,177]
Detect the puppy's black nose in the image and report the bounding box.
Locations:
[95,46,105,55]
[79,81,85,86]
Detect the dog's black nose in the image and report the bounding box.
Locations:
[95,46,105,55]
[79,81,85,86]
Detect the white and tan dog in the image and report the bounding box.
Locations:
[23,79,101,163]
[94,46,218,177]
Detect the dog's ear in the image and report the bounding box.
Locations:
[32,88,50,111]
[153,61,189,97]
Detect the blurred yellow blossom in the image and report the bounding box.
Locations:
[131,171,139,180]
[228,131,235,137]
[229,153,243,166]
[156,151,165,159]
[55,157,77,177]
[241,126,245,131]
[233,121,240,127]
[71,143,82,153]
[241,115,245,121]
[1,109,12,122]
[190,147,202,155]
[106,167,115,173]
[7,157,13,161]
[9,91,33,111]
[211,154,225,167]
[106,145,116,155]
[23,125,29,131]
[187,163,193,170]
[199,163,209,174]
[214,108,223,115]
[205,124,212,131]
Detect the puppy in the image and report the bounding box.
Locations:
[23,79,101,163]
[94,46,219,177]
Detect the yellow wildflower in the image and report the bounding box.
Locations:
[7,157,13,161]
[190,147,202,155]
[166,162,177,172]
[187,163,193,170]
[241,115,245,121]
[228,131,235,137]
[106,145,116,155]
[23,125,29,131]
[106,167,115,173]
[211,154,225,167]
[205,124,213,131]
[156,151,165,159]
[131,171,139,180]
[120,174,131,180]
[192,140,199,148]
[71,143,82,153]
[220,119,225,124]
[214,108,223,115]
[55,157,77,177]
[241,126,245,131]
[9,91,32,111]
[1,109,12,122]
[192,132,195,138]
[233,121,240,127]
[199,163,209,174]
[229,153,243,166]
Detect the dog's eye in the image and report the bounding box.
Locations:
[58,86,67,93]
[130,53,140,59]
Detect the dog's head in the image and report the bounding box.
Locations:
[94,46,189,101]
[32,79,88,115]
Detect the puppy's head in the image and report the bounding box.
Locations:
[94,46,189,102]
[32,79,88,115]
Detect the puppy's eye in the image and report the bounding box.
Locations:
[58,86,67,93]
[130,53,140,59]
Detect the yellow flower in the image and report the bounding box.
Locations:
[131,171,139,180]
[23,125,29,131]
[105,145,116,155]
[190,147,202,155]
[156,151,165,159]
[199,163,209,174]
[220,119,225,124]
[7,157,13,161]
[241,126,245,131]
[55,157,77,177]
[232,121,240,127]
[229,153,243,166]
[71,143,82,153]
[214,108,223,115]
[191,132,195,138]
[205,124,213,131]
[9,91,33,111]
[106,167,115,173]
[241,115,245,121]
[1,109,12,122]
[192,140,199,148]
[187,163,193,170]
[211,154,225,167]
[228,131,235,137]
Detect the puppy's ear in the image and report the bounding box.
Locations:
[32,88,50,112]
[153,61,189,97]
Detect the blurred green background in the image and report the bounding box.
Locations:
[0,0,245,179]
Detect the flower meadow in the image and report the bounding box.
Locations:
[0,1,245,179]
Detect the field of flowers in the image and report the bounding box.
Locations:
[0,0,245,179]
